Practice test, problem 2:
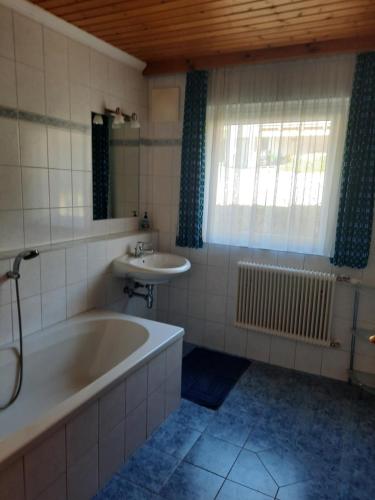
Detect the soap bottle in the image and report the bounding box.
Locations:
[140,211,150,230]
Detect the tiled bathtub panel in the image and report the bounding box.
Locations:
[99,381,126,439]
[99,420,126,488]
[0,459,24,500]
[67,444,98,500]
[147,381,167,437]
[66,401,99,466]
[0,339,183,500]
[125,400,148,459]
[24,428,66,500]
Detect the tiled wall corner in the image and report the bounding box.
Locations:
[0,4,148,253]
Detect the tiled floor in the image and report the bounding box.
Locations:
[94,361,375,500]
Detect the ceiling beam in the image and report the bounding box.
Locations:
[143,34,375,75]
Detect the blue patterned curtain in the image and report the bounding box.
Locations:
[176,71,208,248]
[331,52,375,268]
[92,113,110,220]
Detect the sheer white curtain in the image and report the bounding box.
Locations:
[204,55,355,255]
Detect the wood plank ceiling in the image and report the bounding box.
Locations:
[31,0,375,74]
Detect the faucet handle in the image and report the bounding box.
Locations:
[135,241,144,256]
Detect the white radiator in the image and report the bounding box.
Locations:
[236,262,336,346]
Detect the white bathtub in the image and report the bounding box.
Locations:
[0,310,183,498]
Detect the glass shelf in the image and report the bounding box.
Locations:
[349,369,375,395]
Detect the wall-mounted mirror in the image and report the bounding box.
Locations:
[92,111,140,220]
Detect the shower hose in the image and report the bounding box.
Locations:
[0,278,24,409]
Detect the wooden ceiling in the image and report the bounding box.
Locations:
[31,0,375,74]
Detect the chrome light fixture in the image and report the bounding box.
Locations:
[130,112,140,129]
[92,113,104,125]
[111,107,125,129]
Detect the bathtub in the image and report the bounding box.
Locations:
[0,310,184,500]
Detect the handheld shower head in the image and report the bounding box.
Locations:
[7,249,39,280]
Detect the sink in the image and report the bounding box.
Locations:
[113,252,191,285]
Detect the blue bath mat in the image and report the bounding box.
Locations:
[181,348,250,409]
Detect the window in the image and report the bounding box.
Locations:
[204,57,354,255]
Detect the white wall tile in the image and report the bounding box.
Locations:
[321,348,350,381]
[0,5,14,60]
[204,321,225,351]
[19,122,47,168]
[224,326,247,357]
[24,209,51,247]
[66,402,98,466]
[51,208,73,243]
[294,343,322,375]
[22,167,49,209]
[87,274,107,309]
[67,280,87,317]
[269,337,296,369]
[11,254,40,300]
[208,244,229,268]
[68,40,90,87]
[24,428,66,500]
[0,210,24,251]
[0,166,22,210]
[47,127,71,170]
[43,28,68,81]
[99,382,126,438]
[70,83,91,124]
[169,287,188,315]
[45,75,70,120]
[71,131,91,171]
[12,294,42,337]
[73,206,92,239]
[16,64,45,114]
[41,249,66,292]
[66,244,87,285]
[42,286,66,328]
[36,474,66,500]
[90,50,108,92]
[246,330,271,363]
[0,56,17,107]
[0,259,12,306]
[0,303,12,344]
[14,13,43,70]
[87,240,108,277]
[206,265,228,294]
[0,118,19,166]
[49,169,72,208]
[0,459,24,500]
[147,382,165,436]
[188,263,207,291]
[126,365,147,415]
[99,421,124,487]
[67,445,98,500]
[148,351,166,395]
[206,294,226,324]
[125,400,147,459]
[72,171,91,207]
[188,291,206,320]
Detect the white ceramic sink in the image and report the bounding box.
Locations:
[113,252,191,285]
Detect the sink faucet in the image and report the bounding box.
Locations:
[134,241,153,257]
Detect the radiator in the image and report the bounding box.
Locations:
[236,262,336,346]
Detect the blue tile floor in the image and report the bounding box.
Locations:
[94,361,375,500]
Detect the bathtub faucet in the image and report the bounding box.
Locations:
[134,241,153,257]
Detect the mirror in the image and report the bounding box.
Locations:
[92,112,140,220]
